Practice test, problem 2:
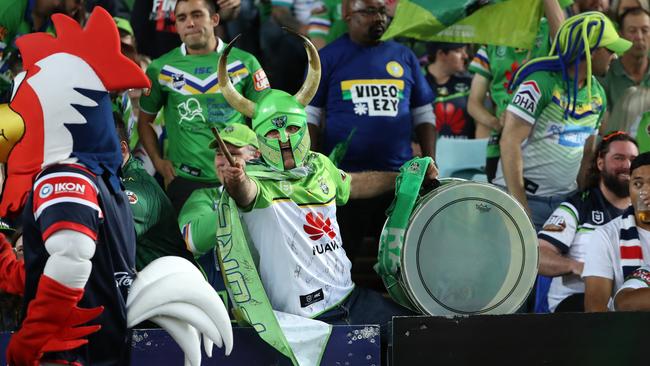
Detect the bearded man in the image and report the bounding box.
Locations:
[537,132,638,312]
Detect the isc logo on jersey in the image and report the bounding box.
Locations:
[512,81,541,114]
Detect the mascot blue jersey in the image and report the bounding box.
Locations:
[310,34,434,172]
[21,164,136,365]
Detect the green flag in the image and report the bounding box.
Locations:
[382,0,544,49]
[327,128,356,167]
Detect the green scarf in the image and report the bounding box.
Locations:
[375,156,434,311]
[215,162,330,365]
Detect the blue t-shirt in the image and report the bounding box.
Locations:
[310,34,434,172]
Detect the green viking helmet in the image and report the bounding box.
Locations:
[218,31,320,171]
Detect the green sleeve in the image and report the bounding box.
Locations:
[321,157,350,206]
[178,188,221,256]
[139,62,164,115]
[248,176,272,210]
[506,72,553,124]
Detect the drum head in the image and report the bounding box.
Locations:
[400,181,537,315]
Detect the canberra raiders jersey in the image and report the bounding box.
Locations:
[242,153,354,318]
[493,71,605,196]
[538,186,627,311]
[140,41,270,182]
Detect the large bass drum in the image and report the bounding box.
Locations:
[392,178,538,316]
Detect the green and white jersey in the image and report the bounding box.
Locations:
[308,0,347,45]
[242,153,354,318]
[493,71,605,197]
[140,40,270,182]
[468,18,550,118]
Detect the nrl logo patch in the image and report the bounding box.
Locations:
[592,210,604,225]
[272,115,287,128]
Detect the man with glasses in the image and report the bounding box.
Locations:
[538,132,638,312]
[138,0,270,213]
[306,0,436,260]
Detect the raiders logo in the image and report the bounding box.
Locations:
[272,115,287,128]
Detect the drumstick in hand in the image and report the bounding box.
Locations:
[211,127,235,166]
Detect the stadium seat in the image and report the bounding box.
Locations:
[435,137,488,179]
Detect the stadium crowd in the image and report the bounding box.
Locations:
[3,0,650,363]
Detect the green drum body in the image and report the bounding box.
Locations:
[386,178,538,316]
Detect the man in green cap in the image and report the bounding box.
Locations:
[216,33,437,343]
[178,123,260,309]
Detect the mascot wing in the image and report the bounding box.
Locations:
[126,256,233,366]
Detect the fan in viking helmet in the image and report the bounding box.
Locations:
[0,7,231,366]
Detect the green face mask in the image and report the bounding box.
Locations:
[253,91,311,170]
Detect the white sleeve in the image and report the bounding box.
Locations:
[582,224,616,280]
[411,104,435,127]
[615,265,650,294]
[537,202,579,253]
[43,229,96,289]
[306,105,324,127]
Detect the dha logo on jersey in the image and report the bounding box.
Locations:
[304,212,336,241]
[512,81,541,114]
[547,124,594,148]
[341,79,404,117]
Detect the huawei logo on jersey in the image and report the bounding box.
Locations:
[303,212,336,241]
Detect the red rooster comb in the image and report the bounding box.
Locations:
[16,7,150,91]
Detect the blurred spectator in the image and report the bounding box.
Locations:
[600,8,650,113]
[497,12,625,231]
[116,114,198,271]
[131,0,241,59]
[607,86,650,142]
[538,132,637,312]
[584,151,650,311]
[613,264,650,310]
[612,0,650,21]
[308,0,346,49]
[468,0,565,181]
[306,0,435,260]
[571,0,611,13]
[138,0,269,212]
[259,0,314,93]
[425,42,475,139]
[0,0,66,102]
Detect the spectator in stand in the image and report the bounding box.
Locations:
[584,152,650,311]
[131,0,241,59]
[613,263,650,310]
[570,0,611,14]
[600,7,650,113]
[308,0,346,49]
[137,0,269,212]
[425,42,475,139]
[612,0,650,21]
[467,0,564,180]
[538,132,638,312]
[306,0,435,260]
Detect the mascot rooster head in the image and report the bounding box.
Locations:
[0,7,150,218]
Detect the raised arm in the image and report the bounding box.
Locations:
[499,111,533,213]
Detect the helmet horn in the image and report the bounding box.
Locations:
[284,28,321,107]
[218,34,256,118]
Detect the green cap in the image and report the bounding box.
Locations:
[209,123,259,149]
[114,17,134,37]
[598,13,632,55]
